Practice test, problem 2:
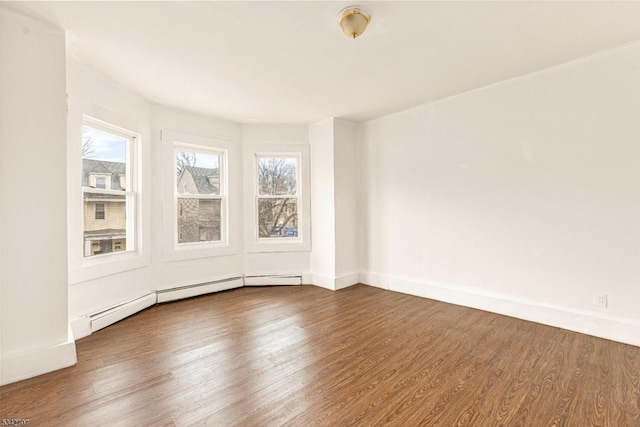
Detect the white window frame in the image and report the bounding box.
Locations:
[244,143,311,253]
[81,118,138,260]
[67,96,149,285]
[255,154,302,243]
[173,143,227,249]
[161,130,236,262]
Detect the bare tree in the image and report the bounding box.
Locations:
[258,158,296,195]
[82,128,94,157]
[176,150,197,177]
[258,158,298,238]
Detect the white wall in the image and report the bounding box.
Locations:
[66,61,154,320]
[360,43,640,346]
[309,119,336,283]
[152,105,244,290]
[242,124,311,276]
[309,118,361,289]
[333,119,360,281]
[0,8,76,385]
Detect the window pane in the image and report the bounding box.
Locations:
[176,150,220,195]
[258,198,298,238]
[94,203,105,220]
[83,192,127,257]
[82,126,127,190]
[258,157,297,196]
[177,198,221,244]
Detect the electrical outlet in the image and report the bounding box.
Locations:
[593,292,608,308]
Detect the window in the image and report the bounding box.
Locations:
[67,97,148,283]
[94,203,105,220]
[81,121,136,258]
[175,146,226,246]
[244,143,309,253]
[256,156,299,239]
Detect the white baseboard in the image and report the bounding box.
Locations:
[74,277,244,341]
[302,272,314,285]
[312,272,360,291]
[70,316,91,340]
[157,277,243,303]
[360,272,389,290]
[311,274,336,290]
[243,274,301,286]
[1,325,77,386]
[361,272,640,347]
[335,272,360,290]
[91,293,157,333]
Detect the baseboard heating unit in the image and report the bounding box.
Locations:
[156,276,244,303]
[89,292,157,333]
[243,274,302,286]
[78,274,298,339]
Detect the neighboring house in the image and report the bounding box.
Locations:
[176,166,221,243]
[177,165,219,195]
[82,159,127,256]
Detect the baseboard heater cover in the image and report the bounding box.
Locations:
[90,292,157,333]
[156,276,244,303]
[86,275,296,335]
[244,274,302,286]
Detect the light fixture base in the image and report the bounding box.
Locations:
[337,6,371,39]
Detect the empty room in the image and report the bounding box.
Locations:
[1,1,640,425]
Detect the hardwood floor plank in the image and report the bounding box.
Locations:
[2,284,639,426]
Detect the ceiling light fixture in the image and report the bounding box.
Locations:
[337,6,371,39]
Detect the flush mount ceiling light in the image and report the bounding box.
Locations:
[337,6,371,39]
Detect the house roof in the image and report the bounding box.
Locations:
[82,159,126,190]
[182,166,219,194]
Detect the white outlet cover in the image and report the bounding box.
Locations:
[593,292,608,308]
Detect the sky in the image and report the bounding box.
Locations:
[190,152,218,169]
[83,125,220,170]
[82,125,127,162]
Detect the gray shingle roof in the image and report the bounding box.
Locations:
[82,159,126,190]
[183,166,219,194]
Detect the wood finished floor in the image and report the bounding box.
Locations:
[2,284,640,426]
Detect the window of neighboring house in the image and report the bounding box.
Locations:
[82,121,136,258]
[89,174,111,189]
[256,155,300,239]
[175,145,226,246]
[94,203,105,220]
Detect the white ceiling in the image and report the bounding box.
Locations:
[6,1,640,124]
